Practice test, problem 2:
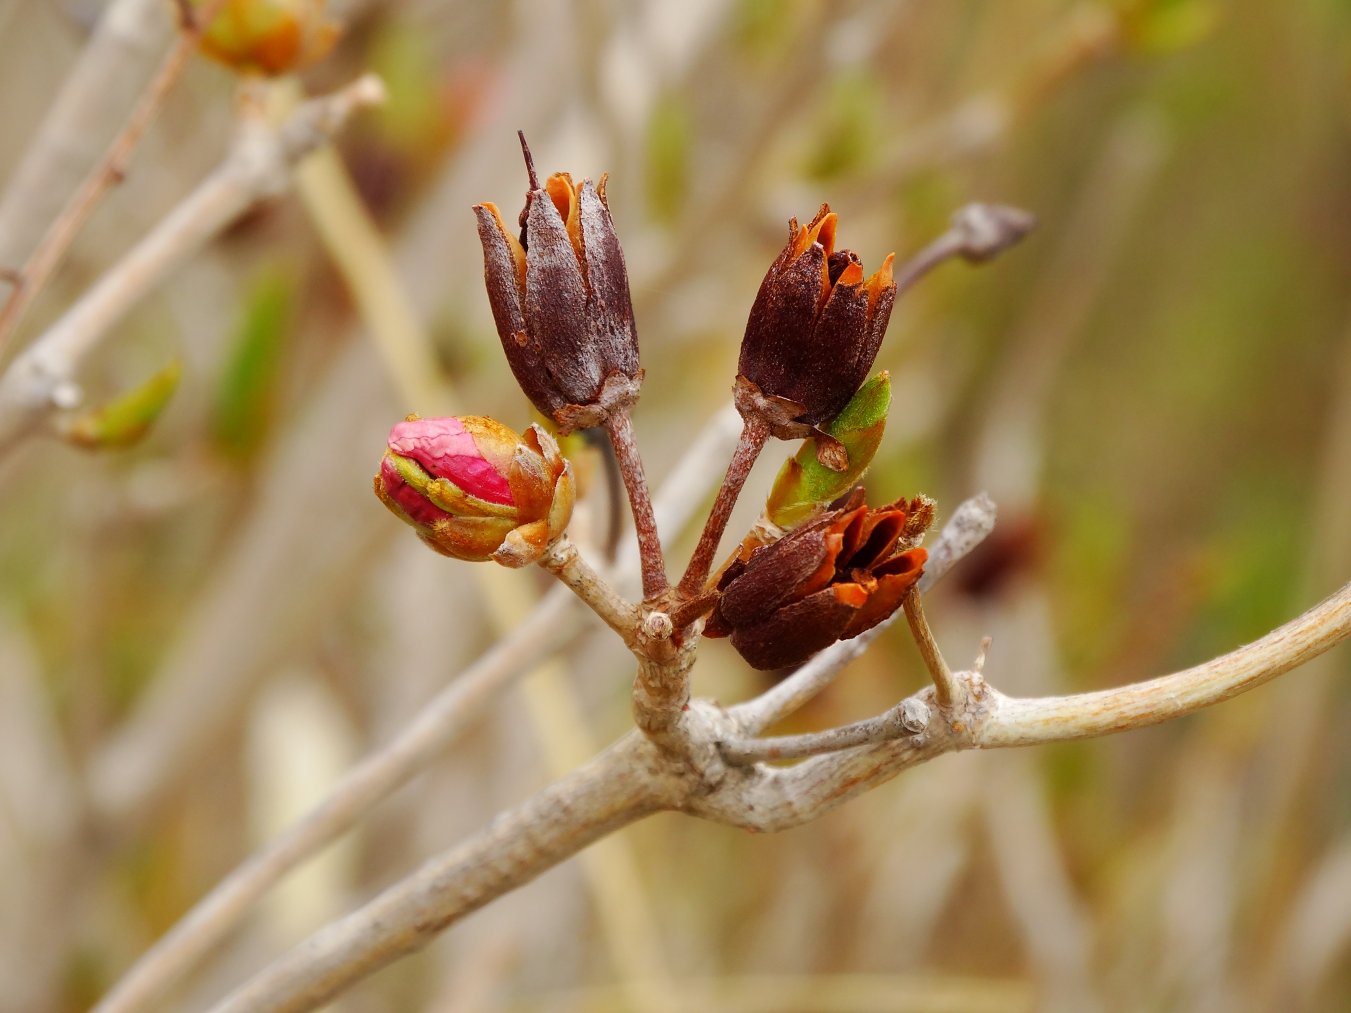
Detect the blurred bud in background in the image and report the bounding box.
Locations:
[197,0,340,77]
[374,415,574,567]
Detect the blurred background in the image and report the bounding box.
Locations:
[1,0,1349,1010]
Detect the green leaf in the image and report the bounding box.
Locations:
[210,270,295,462]
[64,360,181,450]
[765,371,891,529]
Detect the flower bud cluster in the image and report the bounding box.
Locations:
[373,136,1029,679]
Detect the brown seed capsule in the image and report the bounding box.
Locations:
[473,136,641,434]
[735,205,896,465]
[704,488,929,671]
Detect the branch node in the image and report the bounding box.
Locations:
[641,611,674,643]
[898,697,930,734]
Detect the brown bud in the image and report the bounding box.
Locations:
[473,136,641,434]
[736,205,895,459]
[704,488,929,670]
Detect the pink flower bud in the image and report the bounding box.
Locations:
[374,415,574,567]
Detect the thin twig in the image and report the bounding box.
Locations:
[0,0,224,357]
[0,75,386,458]
[719,698,930,766]
[676,417,768,598]
[732,492,997,735]
[602,408,668,600]
[537,537,640,648]
[903,589,958,710]
[891,204,1036,300]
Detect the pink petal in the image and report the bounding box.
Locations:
[388,417,514,505]
[379,457,453,527]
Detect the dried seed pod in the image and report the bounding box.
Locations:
[734,204,896,469]
[705,488,930,670]
[473,137,641,434]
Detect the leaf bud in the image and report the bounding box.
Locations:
[765,371,891,529]
[197,0,340,77]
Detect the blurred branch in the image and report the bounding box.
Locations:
[518,974,1034,1013]
[92,588,579,1013]
[0,74,386,459]
[0,0,223,357]
[0,0,171,270]
[286,103,449,413]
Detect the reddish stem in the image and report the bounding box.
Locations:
[676,418,769,600]
[603,409,668,600]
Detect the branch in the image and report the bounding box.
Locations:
[978,580,1351,747]
[702,580,1351,833]
[206,735,682,1013]
[0,0,170,270]
[0,74,386,458]
[719,698,930,765]
[199,580,1350,1009]
[891,203,1036,299]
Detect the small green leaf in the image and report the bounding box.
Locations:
[64,360,181,450]
[210,270,295,462]
[765,371,891,529]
